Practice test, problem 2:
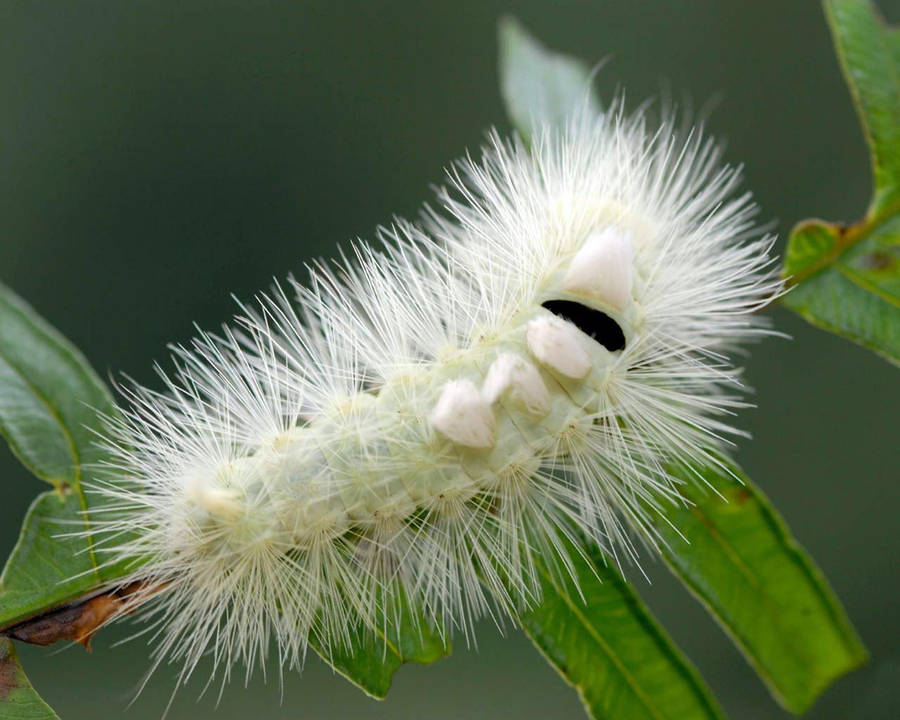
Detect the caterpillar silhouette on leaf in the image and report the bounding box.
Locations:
[87,101,781,690]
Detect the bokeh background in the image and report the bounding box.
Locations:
[1,1,898,718]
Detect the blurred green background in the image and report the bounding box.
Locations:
[1,1,898,718]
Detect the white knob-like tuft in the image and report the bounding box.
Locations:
[563,227,633,310]
[526,316,591,379]
[430,379,497,448]
[185,474,243,521]
[482,353,552,416]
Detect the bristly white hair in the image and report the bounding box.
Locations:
[86,100,782,694]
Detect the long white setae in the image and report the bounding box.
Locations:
[87,102,782,691]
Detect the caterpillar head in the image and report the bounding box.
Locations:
[527,224,637,386]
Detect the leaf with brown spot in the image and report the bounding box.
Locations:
[6,592,122,651]
[0,639,59,719]
[2,582,155,651]
[782,0,900,364]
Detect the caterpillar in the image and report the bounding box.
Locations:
[90,101,781,689]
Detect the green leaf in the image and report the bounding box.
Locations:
[0,281,128,628]
[0,491,104,629]
[0,282,116,487]
[783,217,900,364]
[652,460,868,714]
[518,533,726,720]
[311,593,449,699]
[782,0,900,364]
[0,638,59,719]
[498,16,599,143]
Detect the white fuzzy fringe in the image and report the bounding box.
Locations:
[85,102,783,689]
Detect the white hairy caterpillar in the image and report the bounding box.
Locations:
[89,100,781,688]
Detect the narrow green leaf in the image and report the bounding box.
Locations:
[498,16,599,142]
[311,594,449,699]
[518,533,726,720]
[0,638,58,720]
[652,460,868,714]
[826,0,900,216]
[781,0,900,363]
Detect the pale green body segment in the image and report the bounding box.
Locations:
[189,246,643,551]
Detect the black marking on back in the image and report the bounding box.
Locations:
[541,300,626,352]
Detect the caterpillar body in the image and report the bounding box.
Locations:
[92,104,781,686]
